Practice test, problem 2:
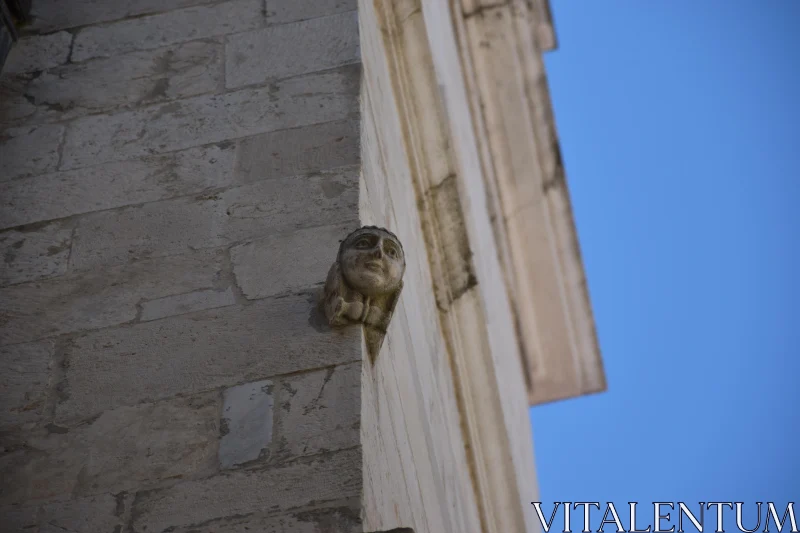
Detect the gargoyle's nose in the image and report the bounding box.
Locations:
[372,247,383,259]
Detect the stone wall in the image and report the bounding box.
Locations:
[0,1,364,531]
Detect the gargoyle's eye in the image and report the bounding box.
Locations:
[355,238,371,248]
[386,247,397,258]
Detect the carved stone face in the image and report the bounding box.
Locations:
[339,228,405,297]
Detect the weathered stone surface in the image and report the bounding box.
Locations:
[140,287,236,322]
[0,505,34,533]
[1,32,72,74]
[55,293,361,423]
[0,81,35,125]
[29,0,215,33]
[0,340,54,429]
[61,65,360,170]
[0,143,235,229]
[171,501,362,533]
[0,248,227,346]
[226,11,359,89]
[276,363,360,459]
[232,224,349,300]
[0,392,220,505]
[266,0,357,25]
[37,494,131,533]
[1,120,354,226]
[234,119,359,183]
[131,448,361,533]
[0,494,129,533]
[1,38,224,127]
[219,380,273,469]
[2,0,366,525]
[0,222,73,286]
[0,124,64,182]
[71,0,262,62]
[69,167,359,271]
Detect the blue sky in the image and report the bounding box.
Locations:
[530,0,799,517]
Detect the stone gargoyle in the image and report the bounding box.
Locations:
[323,226,405,363]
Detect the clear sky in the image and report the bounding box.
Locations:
[530,0,799,519]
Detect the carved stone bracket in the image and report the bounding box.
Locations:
[322,226,405,363]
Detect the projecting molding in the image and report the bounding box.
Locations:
[451,0,607,405]
[359,0,605,531]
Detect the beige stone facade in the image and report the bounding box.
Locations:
[0,1,602,532]
[2,1,363,531]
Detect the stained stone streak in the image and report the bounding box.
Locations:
[0,1,363,530]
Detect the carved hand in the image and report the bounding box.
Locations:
[328,296,350,327]
[364,305,388,329]
[345,299,364,322]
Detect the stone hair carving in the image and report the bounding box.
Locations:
[323,226,405,363]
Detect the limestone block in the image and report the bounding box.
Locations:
[275,362,360,460]
[0,124,64,182]
[140,287,236,322]
[131,448,361,532]
[0,394,219,505]
[226,11,359,89]
[0,505,36,533]
[0,222,72,285]
[231,224,354,300]
[71,0,262,62]
[2,32,72,74]
[0,38,224,127]
[0,143,235,229]
[266,0,357,25]
[0,340,53,429]
[0,248,227,346]
[55,293,362,423]
[0,493,128,533]
[60,65,360,169]
[28,0,213,33]
[170,502,362,533]
[219,380,274,469]
[234,119,359,183]
[69,166,359,270]
[37,494,130,533]
[0,82,35,125]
